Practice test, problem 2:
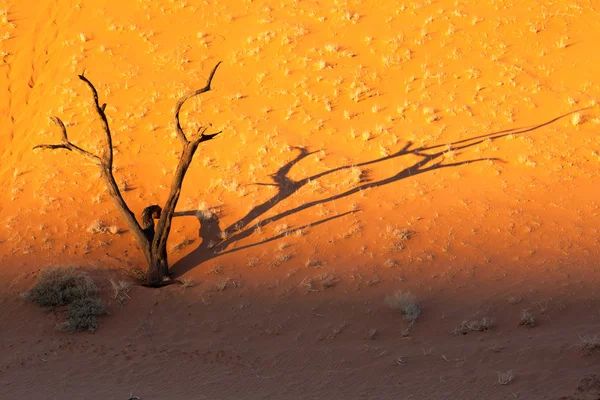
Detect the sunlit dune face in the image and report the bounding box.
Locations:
[0,0,598,289]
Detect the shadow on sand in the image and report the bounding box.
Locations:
[169,108,589,277]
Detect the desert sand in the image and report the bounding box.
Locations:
[1,0,600,398]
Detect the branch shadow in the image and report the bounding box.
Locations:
[170,108,589,277]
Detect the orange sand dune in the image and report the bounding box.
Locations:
[1,0,600,398]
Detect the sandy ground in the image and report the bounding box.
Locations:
[1,0,600,398]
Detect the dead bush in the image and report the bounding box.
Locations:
[519,309,536,328]
[23,266,97,308]
[454,316,495,335]
[385,290,421,324]
[24,266,107,332]
[579,335,600,355]
[57,297,107,333]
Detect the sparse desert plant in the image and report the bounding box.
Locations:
[57,297,107,332]
[454,316,495,335]
[571,112,584,126]
[180,277,195,288]
[319,274,339,289]
[246,257,259,267]
[274,223,289,234]
[87,219,107,234]
[24,267,98,308]
[305,259,321,268]
[33,63,223,286]
[24,266,107,332]
[109,278,131,306]
[196,201,216,222]
[387,226,415,241]
[579,335,600,355]
[385,290,421,324]
[519,309,536,328]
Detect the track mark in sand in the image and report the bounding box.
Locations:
[0,0,63,167]
[0,0,64,183]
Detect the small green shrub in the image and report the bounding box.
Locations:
[24,267,98,308]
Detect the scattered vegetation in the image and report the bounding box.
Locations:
[453,316,495,335]
[385,290,421,325]
[109,278,131,307]
[57,297,107,333]
[180,277,195,288]
[579,335,600,355]
[24,267,98,308]
[24,267,107,332]
[519,309,536,328]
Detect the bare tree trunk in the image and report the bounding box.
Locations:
[147,252,169,285]
[34,62,223,287]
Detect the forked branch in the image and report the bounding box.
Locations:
[153,63,223,257]
[192,125,223,145]
[174,61,222,145]
[34,117,102,165]
[33,81,148,257]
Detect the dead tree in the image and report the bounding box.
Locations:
[34,62,223,286]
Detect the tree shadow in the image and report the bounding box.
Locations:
[170,108,589,277]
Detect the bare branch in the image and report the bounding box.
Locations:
[34,98,148,263]
[78,74,114,167]
[191,125,222,145]
[197,130,222,145]
[173,61,222,146]
[33,143,71,151]
[50,116,68,142]
[33,117,103,165]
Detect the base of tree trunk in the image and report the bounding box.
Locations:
[146,258,170,286]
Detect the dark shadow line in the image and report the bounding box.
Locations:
[218,211,356,256]
[169,108,585,277]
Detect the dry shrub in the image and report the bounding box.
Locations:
[454,316,495,335]
[109,279,131,306]
[24,266,97,308]
[385,290,421,324]
[24,266,107,332]
[57,297,107,333]
[519,309,536,328]
[579,335,600,355]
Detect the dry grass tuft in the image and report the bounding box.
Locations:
[385,290,421,324]
[180,277,195,288]
[518,309,536,328]
[579,335,600,355]
[109,279,131,306]
[454,316,495,335]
